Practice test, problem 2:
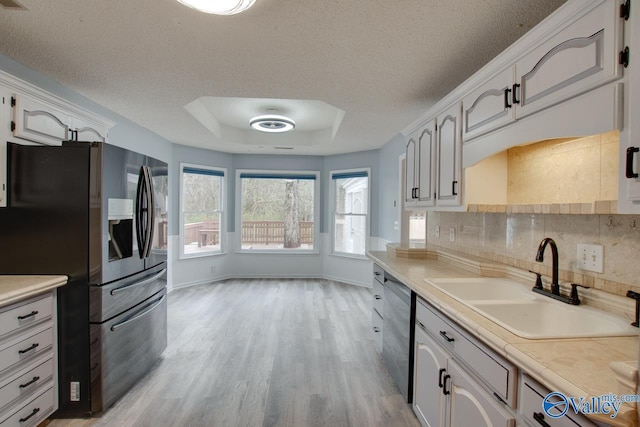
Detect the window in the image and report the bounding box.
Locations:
[237,170,318,252]
[180,164,225,257]
[331,169,370,256]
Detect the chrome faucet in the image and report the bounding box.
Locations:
[535,237,559,295]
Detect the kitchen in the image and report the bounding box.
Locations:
[0,0,639,426]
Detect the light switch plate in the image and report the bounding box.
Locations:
[576,243,604,273]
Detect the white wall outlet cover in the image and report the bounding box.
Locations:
[576,243,604,273]
[449,228,455,242]
[435,226,440,238]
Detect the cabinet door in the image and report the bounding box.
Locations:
[514,0,623,120]
[436,104,462,206]
[12,93,69,145]
[69,116,107,142]
[0,88,10,207]
[447,360,515,427]
[405,133,418,206]
[462,67,516,141]
[416,120,436,207]
[413,325,448,427]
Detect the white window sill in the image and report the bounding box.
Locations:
[329,252,369,260]
[235,249,319,255]
[179,251,226,260]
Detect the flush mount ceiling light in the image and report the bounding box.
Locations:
[176,0,257,15]
[250,114,296,133]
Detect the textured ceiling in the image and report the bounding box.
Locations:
[0,0,567,155]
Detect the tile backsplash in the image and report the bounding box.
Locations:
[427,211,640,298]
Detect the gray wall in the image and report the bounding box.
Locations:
[377,133,405,242]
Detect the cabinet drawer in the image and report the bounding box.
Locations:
[371,310,383,353]
[520,375,596,427]
[0,387,53,427]
[373,264,385,285]
[0,295,52,339]
[416,298,517,408]
[0,359,53,410]
[0,329,53,374]
[372,280,384,317]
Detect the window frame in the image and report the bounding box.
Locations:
[330,167,371,259]
[235,169,320,255]
[179,163,226,259]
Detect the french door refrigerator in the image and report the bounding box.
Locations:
[0,141,168,416]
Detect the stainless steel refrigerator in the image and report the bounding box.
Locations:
[0,141,168,416]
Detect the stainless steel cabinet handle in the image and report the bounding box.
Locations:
[111,293,165,332]
[110,268,166,296]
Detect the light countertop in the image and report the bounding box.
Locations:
[367,250,639,427]
[0,275,68,307]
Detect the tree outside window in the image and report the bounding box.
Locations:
[238,172,317,251]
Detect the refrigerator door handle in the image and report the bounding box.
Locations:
[135,166,147,259]
[143,166,155,258]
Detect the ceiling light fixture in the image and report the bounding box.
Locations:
[250,114,296,133]
[176,0,257,15]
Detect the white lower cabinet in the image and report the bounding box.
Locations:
[519,375,596,427]
[413,298,516,427]
[0,292,57,426]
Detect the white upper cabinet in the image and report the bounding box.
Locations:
[405,119,437,208]
[405,132,418,206]
[461,0,624,143]
[12,93,70,146]
[462,67,516,141]
[436,104,462,207]
[514,0,623,120]
[69,116,108,143]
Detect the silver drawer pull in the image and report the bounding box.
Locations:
[111,293,165,332]
[110,268,166,296]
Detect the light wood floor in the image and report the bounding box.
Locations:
[46,279,420,427]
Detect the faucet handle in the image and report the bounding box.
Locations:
[528,270,543,290]
[569,283,589,305]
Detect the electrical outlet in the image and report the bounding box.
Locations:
[435,226,440,238]
[394,221,399,231]
[576,243,603,273]
[211,266,216,274]
[449,228,455,242]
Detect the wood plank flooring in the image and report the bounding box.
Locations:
[45,279,420,427]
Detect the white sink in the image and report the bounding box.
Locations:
[425,277,638,339]
[426,278,536,302]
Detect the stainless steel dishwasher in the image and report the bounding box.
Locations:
[382,271,415,403]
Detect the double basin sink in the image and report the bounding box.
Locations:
[425,277,638,339]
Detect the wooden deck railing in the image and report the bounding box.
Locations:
[184,220,314,246]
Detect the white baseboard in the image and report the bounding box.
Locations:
[170,273,371,291]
